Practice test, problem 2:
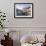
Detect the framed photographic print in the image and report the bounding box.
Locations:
[14,3,33,18]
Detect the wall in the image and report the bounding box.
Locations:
[0,0,46,27]
[0,30,46,46]
[0,0,46,46]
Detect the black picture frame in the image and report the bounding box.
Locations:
[14,3,33,18]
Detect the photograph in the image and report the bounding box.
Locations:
[14,3,33,18]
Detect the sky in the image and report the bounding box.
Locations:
[16,4,32,10]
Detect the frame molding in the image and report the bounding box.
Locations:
[14,3,33,18]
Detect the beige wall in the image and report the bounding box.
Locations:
[0,0,46,46]
[0,0,46,27]
[0,30,46,46]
